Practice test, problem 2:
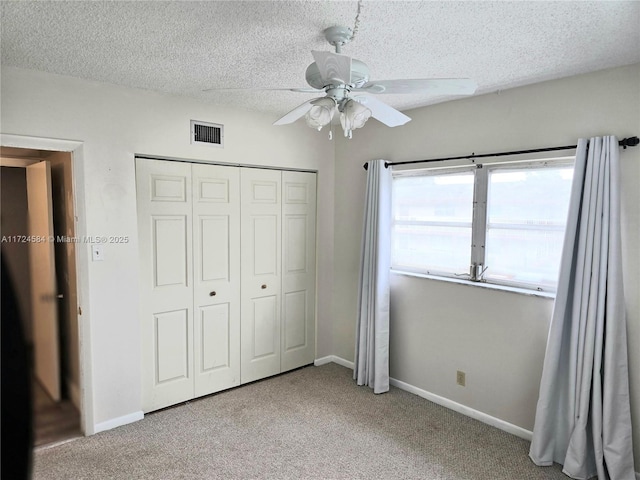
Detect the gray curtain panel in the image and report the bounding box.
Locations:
[529,137,635,479]
[354,159,391,394]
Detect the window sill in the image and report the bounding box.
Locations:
[390,269,556,299]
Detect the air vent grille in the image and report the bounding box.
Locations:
[191,120,223,147]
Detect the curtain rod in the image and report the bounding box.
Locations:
[363,136,639,170]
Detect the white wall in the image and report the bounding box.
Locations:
[334,63,640,466]
[0,66,335,432]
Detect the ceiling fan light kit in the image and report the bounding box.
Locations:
[339,99,372,139]
[274,24,478,139]
[305,97,336,130]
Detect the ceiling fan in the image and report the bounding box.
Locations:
[274,26,478,138]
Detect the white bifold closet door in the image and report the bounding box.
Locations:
[137,159,316,413]
[137,159,240,412]
[280,171,316,373]
[240,168,282,383]
[239,169,316,383]
[192,164,241,398]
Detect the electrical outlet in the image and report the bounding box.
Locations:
[456,370,466,387]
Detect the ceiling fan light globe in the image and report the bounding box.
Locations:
[340,99,372,133]
[305,98,336,129]
[305,108,332,129]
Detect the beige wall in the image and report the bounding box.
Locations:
[1,66,336,432]
[334,63,640,466]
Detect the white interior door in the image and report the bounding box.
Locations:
[240,168,281,384]
[27,161,61,401]
[136,159,194,412]
[192,163,241,396]
[281,171,317,372]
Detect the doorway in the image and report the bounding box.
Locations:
[0,147,81,446]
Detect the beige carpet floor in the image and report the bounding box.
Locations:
[34,363,568,479]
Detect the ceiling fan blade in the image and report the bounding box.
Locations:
[273,98,322,126]
[353,96,411,127]
[311,51,352,85]
[202,87,321,93]
[354,78,477,95]
[289,87,323,93]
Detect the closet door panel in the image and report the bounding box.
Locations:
[241,168,281,384]
[192,164,240,397]
[283,290,307,350]
[153,216,188,286]
[200,303,230,370]
[251,295,278,358]
[281,171,317,372]
[137,158,194,412]
[155,309,190,383]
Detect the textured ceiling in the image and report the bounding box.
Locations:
[2,1,639,118]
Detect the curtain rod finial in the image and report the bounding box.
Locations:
[363,162,369,170]
[619,136,639,149]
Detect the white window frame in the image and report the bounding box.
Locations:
[391,157,575,293]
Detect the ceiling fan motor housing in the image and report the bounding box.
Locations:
[305,59,370,90]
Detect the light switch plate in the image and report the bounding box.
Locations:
[91,244,104,261]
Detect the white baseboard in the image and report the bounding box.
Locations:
[389,377,533,441]
[314,355,354,370]
[316,357,532,441]
[67,378,81,411]
[93,411,144,434]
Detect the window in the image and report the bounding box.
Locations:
[391,160,574,292]
[392,169,475,276]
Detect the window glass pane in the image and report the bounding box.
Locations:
[393,225,471,275]
[487,167,573,225]
[393,172,474,223]
[485,165,573,288]
[485,228,566,288]
[392,171,474,275]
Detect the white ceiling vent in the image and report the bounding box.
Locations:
[191,120,223,147]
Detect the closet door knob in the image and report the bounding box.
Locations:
[209,291,216,296]
[261,284,267,289]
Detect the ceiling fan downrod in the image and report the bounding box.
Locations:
[323,26,352,53]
